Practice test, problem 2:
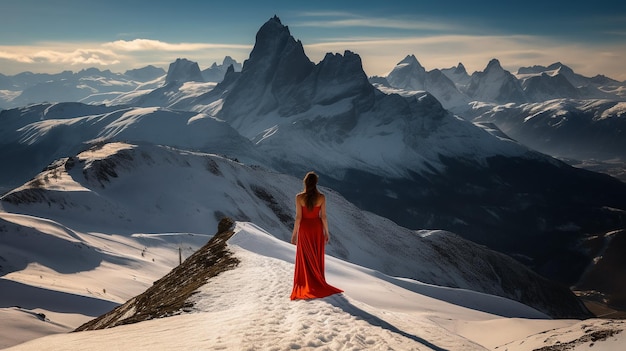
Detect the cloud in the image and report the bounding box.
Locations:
[293,12,459,32]
[296,18,454,32]
[0,47,120,66]
[0,39,252,75]
[103,39,250,52]
[0,51,36,63]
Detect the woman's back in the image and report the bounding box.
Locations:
[301,204,321,219]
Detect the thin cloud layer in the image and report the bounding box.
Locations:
[0,40,252,74]
[0,47,120,66]
[103,39,249,52]
[295,17,457,32]
[303,34,626,80]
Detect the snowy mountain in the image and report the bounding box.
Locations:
[441,62,472,88]
[0,141,604,349]
[384,57,625,178]
[518,62,623,93]
[379,54,470,111]
[201,56,243,82]
[0,57,236,109]
[464,59,528,104]
[521,73,581,101]
[0,67,166,109]
[516,62,619,101]
[0,103,263,190]
[121,57,225,109]
[471,99,626,162]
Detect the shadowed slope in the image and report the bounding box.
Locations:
[76,218,239,331]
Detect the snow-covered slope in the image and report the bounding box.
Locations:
[1,142,585,318]
[441,62,472,89]
[517,62,625,99]
[126,58,218,108]
[0,67,166,109]
[471,99,626,162]
[4,220,624,350]
[0,102,262,190]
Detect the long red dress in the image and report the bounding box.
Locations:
[290,205,343,300]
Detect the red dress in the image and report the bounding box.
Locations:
[290,205,343,300]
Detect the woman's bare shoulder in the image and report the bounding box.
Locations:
[317,193,326,205]
[295,193,305,203]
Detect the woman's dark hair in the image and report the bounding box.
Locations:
[303,171,319,210]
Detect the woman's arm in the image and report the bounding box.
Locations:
[320,194,330,243]
[291,195,302,245]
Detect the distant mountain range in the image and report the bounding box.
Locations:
[0,56,242,110]
[2,15,626,334]
[375,55,626,168]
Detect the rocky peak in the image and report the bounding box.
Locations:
[317,50,368,82]
[165,58,204,85]
[386,54,427,90]
[399,54,424,68]
[466,58,527,103]
[454,63,468,75]
[484,58,505,75]
[220,16,314,116]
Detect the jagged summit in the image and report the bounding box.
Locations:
[484,58,504,73]
[222,56,238,67]
[466,58,527,103]
[219,16,314,117]
[216,15,376,123]
[201,56,242,82]
[164,58,204,85]
[387,54,427,89]
[398,54,421,66]
[454,62,467,75]
[384,54,468,110]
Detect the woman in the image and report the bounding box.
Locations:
[290,171,343,300]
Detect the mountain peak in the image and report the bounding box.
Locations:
[385,54,427,90]
[223,56,236,66]
[399,54,419,65]
[467,58,527,103]
[270,14,282,25]
[454,62,467,75]
[220,16,314,117]
[165,58,204,85]
[485,58,503,72]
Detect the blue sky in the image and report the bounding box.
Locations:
[1,0,625,80]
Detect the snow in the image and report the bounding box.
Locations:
[3,222,624,350]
